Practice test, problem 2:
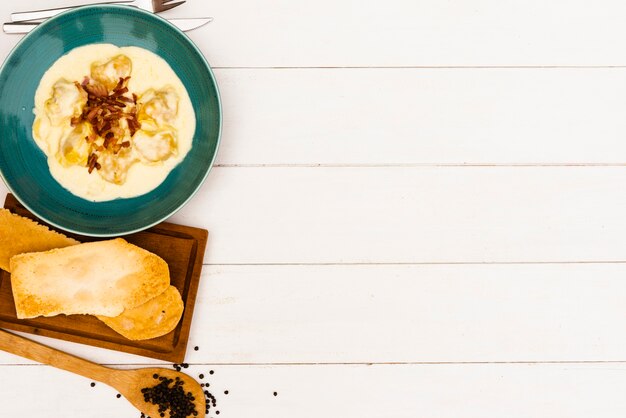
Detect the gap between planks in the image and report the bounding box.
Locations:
[214,163,626,168]
[212,66,626,70]
[8,360,626,367]
[202,261,626,266]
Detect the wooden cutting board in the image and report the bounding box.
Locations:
[0,194,208,363]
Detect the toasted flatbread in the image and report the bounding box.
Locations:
[98,286,184,340]
[0,209,79,272]
[10,238,170,319]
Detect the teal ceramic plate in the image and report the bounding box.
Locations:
[0,5,221,236]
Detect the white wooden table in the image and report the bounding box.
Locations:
[3,1,626,416]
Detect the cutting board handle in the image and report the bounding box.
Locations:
[0,329,113,384]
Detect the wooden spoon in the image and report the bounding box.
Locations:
[0,329,206,418]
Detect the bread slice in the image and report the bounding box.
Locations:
[98,285,184,340]
[10,238,170,319]
[0,209,79,272]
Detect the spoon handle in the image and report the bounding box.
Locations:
[0,329,113,384]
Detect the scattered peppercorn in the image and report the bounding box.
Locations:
[116,394,122,399]
[90,382,96,387]
[273,392,278,396]
[216,411,220,415]
[224,390,228,395]
[194,346,199,351]
[199,374,204,379]
[209,370,214,375]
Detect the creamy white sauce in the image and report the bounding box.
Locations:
[33,44,195,202]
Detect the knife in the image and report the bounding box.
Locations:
[3,17,212,34]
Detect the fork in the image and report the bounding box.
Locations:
[11,0,185,22]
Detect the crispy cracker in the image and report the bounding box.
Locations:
[1,213,181,339]
[10,238,170,319]
[98,286,184,340]
[0,209,79,272]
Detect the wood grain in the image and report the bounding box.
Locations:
[180,0,626,67]
[185,263,626,364]
[5,363,626,418]
[172,166,626,264]
[213,68,626,165]
[0,194,208,362]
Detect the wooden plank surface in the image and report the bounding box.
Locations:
[6,1,626,67]
[213,68,626,165]
[3,0,626,417]
[183,0,626,67]
[5,363,626,418]
[169,166,626,264]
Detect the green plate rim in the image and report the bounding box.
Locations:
[0,4,222,237]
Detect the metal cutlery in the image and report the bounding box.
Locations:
[11,0,185,22]
[3,17,212,34]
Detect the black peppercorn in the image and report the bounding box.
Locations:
[140,373,201,418]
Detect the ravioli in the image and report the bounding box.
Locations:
[32,44,195,202]
[91,54,132,90]
[44,79,87,126]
